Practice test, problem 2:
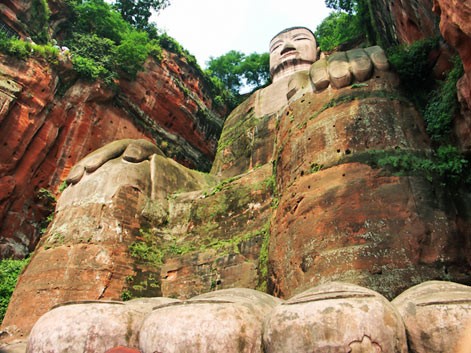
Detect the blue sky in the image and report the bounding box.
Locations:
[153,0,331,68]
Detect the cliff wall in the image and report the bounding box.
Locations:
[369,0,471,151]
[0,51,225,258]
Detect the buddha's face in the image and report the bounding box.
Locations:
[269,28,317,80]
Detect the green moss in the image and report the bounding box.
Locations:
[342,147,469,186]
[256,221,271,292]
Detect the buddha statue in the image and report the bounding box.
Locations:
[3,27,470,344]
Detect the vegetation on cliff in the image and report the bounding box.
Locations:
[0,0,235,108]
[315,11,363,51]
[0,258,29,321]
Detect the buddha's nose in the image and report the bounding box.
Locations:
[280,42,296,56]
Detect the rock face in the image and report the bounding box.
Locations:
[269,72,470,300]
[433,0,471,151]
[368,0,471,151]
[370,0,439,46]
[0,49,225,258]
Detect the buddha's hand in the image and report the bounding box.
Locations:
[310,46,389,90]
[66,139,164,185]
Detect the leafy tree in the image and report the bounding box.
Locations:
[71,0,130,43]
[206,50,246,94]
[324,0,377,45]
[206,51,269,95]
[315,11,363,51]
[325,0,357,13]
[114,30,150,78]
[65,33,117,82]
[113,0,169,31]
[239,52,270,88]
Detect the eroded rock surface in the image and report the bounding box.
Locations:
[269,72,470,300]
[0,49,225,258]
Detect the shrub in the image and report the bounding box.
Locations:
[424,56,464,143]
[378,146,469,185]
[70,0,129,43]
[71,55,111,81]
[114,30,150,79]
[0,258,30,321]
[387,38,438,93]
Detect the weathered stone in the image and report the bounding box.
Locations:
[0,46,225,259]
[26,298,177,353]
[139,288,280,353]
[105,347,141,353]
[1,148,221,339]
[263,282,408,353]
[269,71,469,300]
[392,281,471,353]
[434,0,471,152]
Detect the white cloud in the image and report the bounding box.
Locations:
[153,0,331,67]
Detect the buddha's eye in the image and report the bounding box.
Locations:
[270,40,284,53]
[294,37,310,42]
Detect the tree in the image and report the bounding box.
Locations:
[239,52,270,88]
[206,51,270,95]
[325,0,357,13]
[314,11,362,51]
[114,30,150,78]
[71,0,130,43]
[206,50,246,94]
[113,0,169,31]
[324,0,377,45]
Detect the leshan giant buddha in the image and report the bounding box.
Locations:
[2,27,470,339]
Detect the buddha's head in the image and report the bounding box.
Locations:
[269,27,318,82]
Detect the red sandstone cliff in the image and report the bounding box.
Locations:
[433,0,471,151]
[0,51,225,259]
[370,0,471,151]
